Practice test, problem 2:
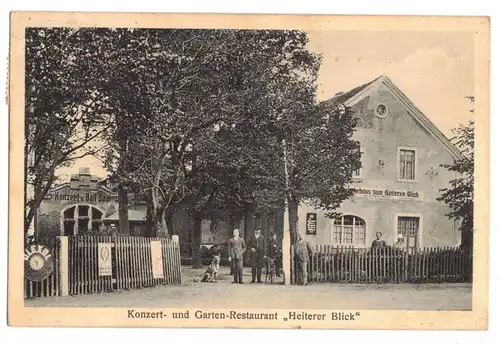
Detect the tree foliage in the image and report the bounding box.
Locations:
[26,28,362,262]
[25,28,112,237]
[437,119,474,247]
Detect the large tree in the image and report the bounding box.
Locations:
[24,28,112,239]
[210,30,362,245]
[180,29,330,264]
[80,28,212,236]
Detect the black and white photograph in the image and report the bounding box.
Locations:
[7,12,490,329]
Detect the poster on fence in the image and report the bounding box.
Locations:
[97,243,112,276]
[150,241,164,279]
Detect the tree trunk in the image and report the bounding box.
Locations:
[288,197,299,245]
[191,213,203,268]
[24,173,55,237]
[165,208,175,236]
[146,191,155,237]
[157,207,169,237]
[117,183,130,235]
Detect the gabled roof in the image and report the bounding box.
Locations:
[319,76,379,111]
[320,75,464,160]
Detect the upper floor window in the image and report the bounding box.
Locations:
[398,148,416,181]
[353,146,362,178]
[374,103,389,118]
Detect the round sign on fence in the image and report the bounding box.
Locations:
[24,244,54,282]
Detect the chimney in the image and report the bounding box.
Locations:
[70,174,79,189]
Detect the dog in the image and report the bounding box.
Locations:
[201,255,220,283]
[264,257,277,284]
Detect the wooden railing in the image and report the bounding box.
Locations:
[291,245,473,284]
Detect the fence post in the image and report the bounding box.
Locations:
[57,236,69,297]
[172,235,179,244]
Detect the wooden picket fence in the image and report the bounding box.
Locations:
[24,237,61,299]
[24,235,182,299]
[68,236,182,296]
[291,245,473,284]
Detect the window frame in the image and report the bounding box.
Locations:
[394,213,423,250]
[374,103,389,119]
[352,145,363,180]
[331,215,367,247]
[60,203,105,235]
[397,146,418,182]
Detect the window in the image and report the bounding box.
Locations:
[353,146,362,178]
[374,103,389,118]
[332,215,366,245]
[62,204,103,235]
[397,216,419,249]
[398,148,416,180]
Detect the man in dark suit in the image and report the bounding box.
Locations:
[228,229,246,284]
[247,228,266,283]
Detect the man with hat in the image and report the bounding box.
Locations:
[247,228,266,283]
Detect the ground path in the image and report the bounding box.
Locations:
[25,266,472,310]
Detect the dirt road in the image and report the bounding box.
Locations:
[25,267,472,310]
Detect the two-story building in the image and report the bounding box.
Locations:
[299,76,463,251]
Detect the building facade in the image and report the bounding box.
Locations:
[36,168,142,238]
[299,76,462,250]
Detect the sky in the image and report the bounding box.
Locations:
[57,30,475,180]
[306,30,475,132]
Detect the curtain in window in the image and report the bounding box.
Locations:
[399,149,416,180]
[332,216,366,245]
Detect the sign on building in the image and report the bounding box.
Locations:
[352,187,424,201]
[306,213,317,235]
[98,243,112,276]
[151,241,164,279]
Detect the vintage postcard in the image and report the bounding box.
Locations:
[8,12,490,329]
